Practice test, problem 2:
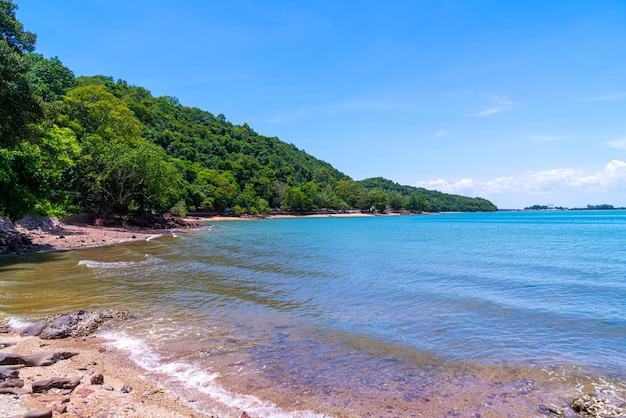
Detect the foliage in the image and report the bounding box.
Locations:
[0,0,41,147]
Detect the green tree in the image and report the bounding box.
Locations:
[28,54,76,103]
[284,186,313,212]
[335,179,365,209]
[70,137,182,214]
[0,144,47,218]
[386,191,405,211]
[407,193,431,212]
[368,187,387,213]
[61,84,142,143]
[0,0,41,147]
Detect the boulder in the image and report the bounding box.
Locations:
[39,309,133,339]
[18,215,61,232]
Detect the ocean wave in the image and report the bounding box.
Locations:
[100,331,324,418]
[77,257,154,269]
[78,260,136,269]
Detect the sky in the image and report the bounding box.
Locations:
[15,0,626,209]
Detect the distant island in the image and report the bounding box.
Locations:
[1,1,497,226]
[524,204,623,211]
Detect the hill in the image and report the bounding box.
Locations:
[0,1,497,220]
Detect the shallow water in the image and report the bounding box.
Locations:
[2,211,626,416]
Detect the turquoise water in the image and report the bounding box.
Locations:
[2,211,626,416]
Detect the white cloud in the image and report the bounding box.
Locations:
[574,160,626,187]
[414,160,626,208]
[434,129,449,138]
[416,178,475,195]
[606,138,626,149]
[468,108,503,117]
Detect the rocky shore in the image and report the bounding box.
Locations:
[0,215,200,256]
[0,310,249,418]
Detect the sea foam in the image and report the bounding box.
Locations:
[78,259,150,269]
[100,331,324,418]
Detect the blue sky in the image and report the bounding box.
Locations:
[16,0,626,209]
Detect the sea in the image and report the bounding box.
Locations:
[1,211,625,417]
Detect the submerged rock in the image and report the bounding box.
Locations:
[571,393,626,417]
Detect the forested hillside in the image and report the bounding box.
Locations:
[0,0,497,221]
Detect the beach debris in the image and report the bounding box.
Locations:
[121,384,133,393]
[570,393,626,417]
[38,309,134,339]
[32,376,81,393]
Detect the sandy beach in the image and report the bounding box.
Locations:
[6,212,392,254]
[0,330,222,418]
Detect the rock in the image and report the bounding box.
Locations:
[571,393,626,417]
[0,352,77,367]
[0,368,20,380]
[0,378,24,388]
[18,215,61,232]
[39,309,133,339]
[121,384,132,393]
[538,404,565,415]
[20,324,46,337]
[76,387,94,398]
[90,373,104,385]
[32,377,81,393]
[0,216,56,254]
[0,216,17,234]
[0,386,29,395]
[11,409,53,418]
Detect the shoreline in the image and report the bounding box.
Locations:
[2,211,413,256]
[0,329,235,417]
